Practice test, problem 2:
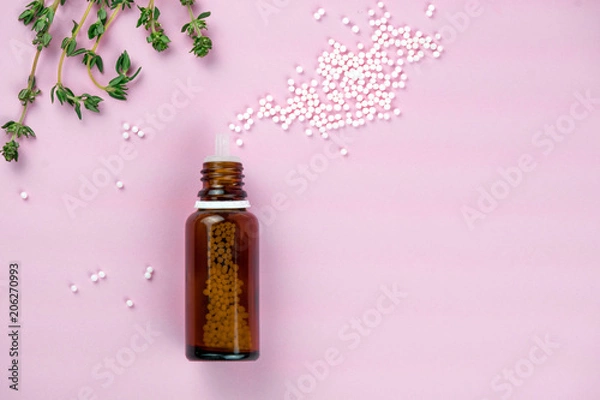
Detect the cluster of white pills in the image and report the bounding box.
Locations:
[230,0,443,149]
[90,270,107,283]
[144,266,155,280]
[69,268,148,311]
[313,8,326,20]
[70,269,106,293]
[121,122,145,140]
[425,4,436,18]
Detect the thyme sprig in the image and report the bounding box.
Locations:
[180,0,212,58]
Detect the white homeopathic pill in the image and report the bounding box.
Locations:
[91,274,99,282]
[146,266,154,273]
[116,181,124,189]
[144,272,152,280]
[20,191,28,200]
[70,285,78,293]
[122,132,130,140]
[98,271,106,279]
[236,138,244,147]
[131,126,139,133]
[126,299,134,308]
[137,131,145,138]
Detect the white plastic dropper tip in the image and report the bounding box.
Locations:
[204,133,241,163]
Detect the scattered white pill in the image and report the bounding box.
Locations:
[340,148,348,156]
[296,66,303,74]
[70,285,78,293]
[122,122,130,130]
[144,272,152,280]
[352,25,360,33]
[98,271,106,279]
[116,181,124,189]
[20,191,28,200]
[126,299,134,308]
[137,131,145,138]
[342,17,350,25]
[146,266,154,273]
[131,126,139,133]
[236,138,244,147]
[318,8,325,15]
[91,274,98,282]
[122,132,130,140]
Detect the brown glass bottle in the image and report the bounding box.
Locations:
[185,161,259,361]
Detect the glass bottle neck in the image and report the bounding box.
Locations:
[198,161,247,202]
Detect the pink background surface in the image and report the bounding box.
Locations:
[1,0,600,399]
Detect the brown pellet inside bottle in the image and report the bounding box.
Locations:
[202,221,252,352]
